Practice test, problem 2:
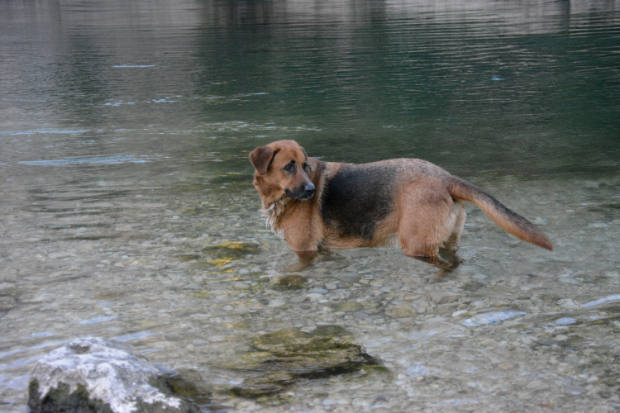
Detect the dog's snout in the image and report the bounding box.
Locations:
[304,183,316,197]
[284,182,316,200]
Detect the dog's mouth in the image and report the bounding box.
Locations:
[285,185,315,201]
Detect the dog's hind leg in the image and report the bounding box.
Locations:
[397,182,460,270]
[442,201,466,251]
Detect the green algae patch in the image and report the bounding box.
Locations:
[174,254,202,262]
[175,242,261,267]
[226,326,381,399]
[202,242,260,259]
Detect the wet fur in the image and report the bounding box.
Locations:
[249,140,552,265]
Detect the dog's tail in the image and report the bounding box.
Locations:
[446,177,553,251]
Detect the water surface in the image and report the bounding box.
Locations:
[1,1,619,412]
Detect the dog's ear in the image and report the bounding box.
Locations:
[249,146,278,175]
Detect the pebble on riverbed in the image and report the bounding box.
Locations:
[271,274,308,291]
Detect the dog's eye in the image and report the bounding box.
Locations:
[283,163,294,172]
[303,163,310,172]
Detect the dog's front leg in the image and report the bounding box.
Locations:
[281,250,317,272]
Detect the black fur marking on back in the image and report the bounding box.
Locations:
[321,164,396,240]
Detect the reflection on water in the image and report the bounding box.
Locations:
[1,1,619,411]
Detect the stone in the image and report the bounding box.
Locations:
[0,282,16,291]
[353,312,370,319]
[385,306,417,318]
[336,302,363,313]
[28,337,199,413]
[226,326,382,398]
[558,299,579,309]
[272,274,307,291]
[428,293,460,305]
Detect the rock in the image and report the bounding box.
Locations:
[461,281,484,292]
[451,310,469,318]
[28,337,199,413]
[308,288,329,294]
[385,306,417,318]
[272,274,307,291]
[306,294,325,302]
[225,326,382,398]
[336,302,363,313]
[353,312,370,319]
[428,293,460,305]
[558,298,579,309]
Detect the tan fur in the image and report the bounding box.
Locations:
[249,140,552,264]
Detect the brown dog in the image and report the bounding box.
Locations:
[250,140,552,268]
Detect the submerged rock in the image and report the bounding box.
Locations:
[226,326,382,398]
[336,301,363,313]
[271,274,308,291]
[28,337,199,413]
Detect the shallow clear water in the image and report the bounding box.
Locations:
[1,1,619,411]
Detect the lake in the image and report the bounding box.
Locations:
[1,0,619,411]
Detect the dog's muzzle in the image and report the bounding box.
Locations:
[285,183,316,201]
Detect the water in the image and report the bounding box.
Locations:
[1,0,619,411]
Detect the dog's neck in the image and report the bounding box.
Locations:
[260,195,293,232]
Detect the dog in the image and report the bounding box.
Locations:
[249,140,552,269]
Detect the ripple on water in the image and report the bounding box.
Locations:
[18,155,151,166]
[462,312,527,327]
[581,295,620,308]
[553,317,577,326]
[78,316,118,325]
[0,129,89,135]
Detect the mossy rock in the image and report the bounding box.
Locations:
[310,325,352,338]
[164,369,212,407]
[212,351,275,370]
[228,326,381,399]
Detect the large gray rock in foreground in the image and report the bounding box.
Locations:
[28,337,197,413]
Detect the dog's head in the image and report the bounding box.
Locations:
[249,140,316,203]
